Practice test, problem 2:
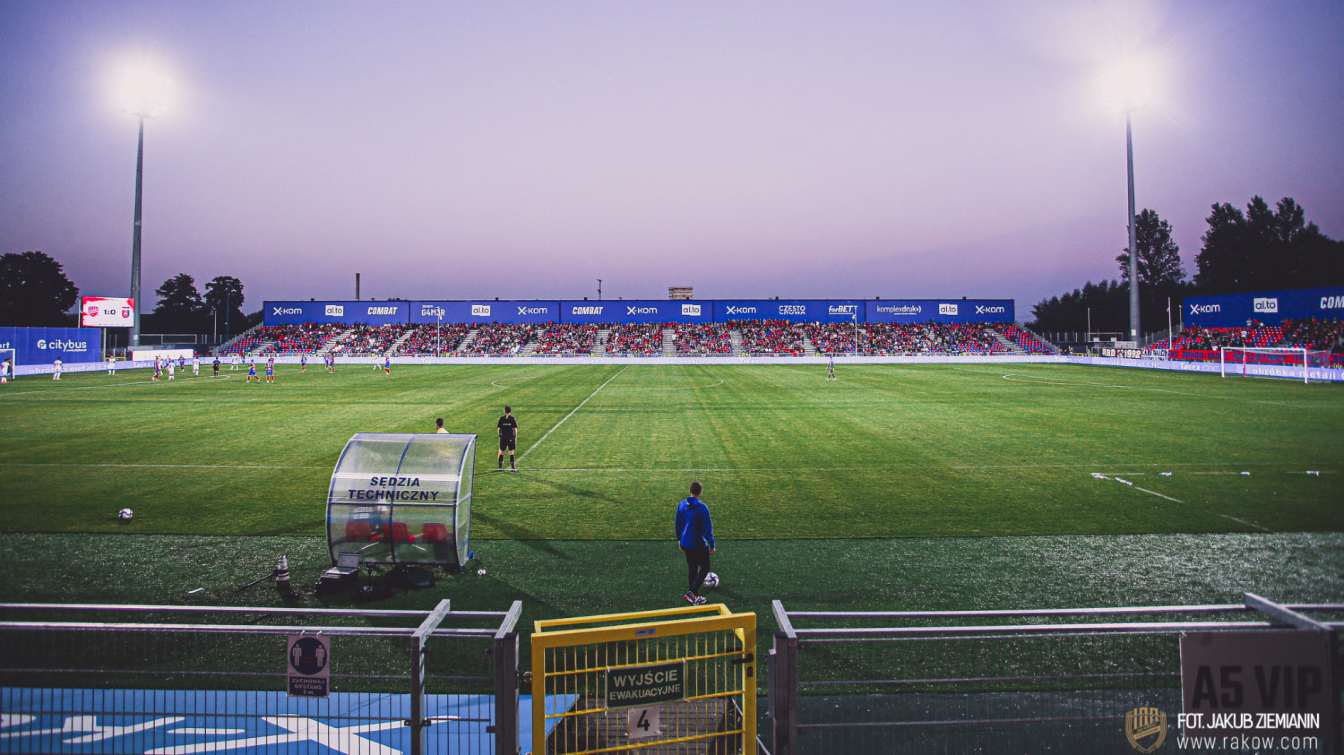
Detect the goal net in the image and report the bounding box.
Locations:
[1219,346,1331,384]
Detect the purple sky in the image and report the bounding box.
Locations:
[2,1,1342,312]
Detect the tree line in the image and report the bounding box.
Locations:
[1030,195,1344,336]
[0,250,255,337]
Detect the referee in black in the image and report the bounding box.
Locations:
[497,405,518,472]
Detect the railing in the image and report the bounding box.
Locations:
[0,600,522,755]
[531,603,757,754]
[768,595,1344,754]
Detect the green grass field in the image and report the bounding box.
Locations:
[1,362,1341,623]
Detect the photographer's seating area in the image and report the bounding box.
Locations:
[534,324,598,355]
[605,324,663,356]
[673,324,733,355]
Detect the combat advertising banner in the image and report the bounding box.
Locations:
[1183,287,1344,328]
[263,301,410,326]
[0,326,102,365]
[559,300,711,324]
[80,296,136,328]
[865,299,1015,324]
[410,300,560,325]
[711,299,867,323]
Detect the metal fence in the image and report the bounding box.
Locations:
[0,600,521,755]
[768,595,1343,755]
[530,604,757,754]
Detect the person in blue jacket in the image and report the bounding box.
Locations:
[675,480,716,605]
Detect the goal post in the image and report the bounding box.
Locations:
[1218,346,1328,384]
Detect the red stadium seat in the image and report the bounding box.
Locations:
[421,522,449,542]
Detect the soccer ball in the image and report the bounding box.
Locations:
[117,508,134,522]
[703,572,719,590]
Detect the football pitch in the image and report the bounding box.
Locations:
[1,362,1342,621]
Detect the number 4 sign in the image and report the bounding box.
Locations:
[628,705,662,740]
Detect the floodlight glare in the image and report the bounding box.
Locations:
[1094,51,1161,113]
[110,56,174,118]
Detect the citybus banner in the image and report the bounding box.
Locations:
[0,326,102,364]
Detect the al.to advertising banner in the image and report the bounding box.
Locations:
[263,301,410,326]
[865,299,1015,323]
[559,300,711,324]
[1183,287,1344,327]
[80,296,136,328]
[409,301,560,324]
[0,326,102,365]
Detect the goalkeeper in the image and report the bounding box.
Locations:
[675,481,716,605]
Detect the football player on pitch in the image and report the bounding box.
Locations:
[497,405,518,472]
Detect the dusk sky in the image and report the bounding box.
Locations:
[2,1,1342,312]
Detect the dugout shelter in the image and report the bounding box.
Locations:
[326,432,476,572]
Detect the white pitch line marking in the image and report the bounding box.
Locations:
[0,462,323,471]
[0,374,231,397]
[1219,515,1272,532]
[518,365,629,462]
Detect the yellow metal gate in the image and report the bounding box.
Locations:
[531,604,756,754]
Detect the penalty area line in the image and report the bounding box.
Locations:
[518,365,629,462]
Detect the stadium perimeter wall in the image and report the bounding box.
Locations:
[10,354,1344,382]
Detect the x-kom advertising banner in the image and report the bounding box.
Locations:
[1183,287,1344,327]
[560,300,711,324]
[264,301,409,326]
[411,301,560,324]
[711,300,867,323]
[865,299,1015,323]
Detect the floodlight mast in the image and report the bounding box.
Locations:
[129,115,145,348]
[1126,110,1140,342]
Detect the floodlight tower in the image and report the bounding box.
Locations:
[1125,109,1140,341]
[113,57,172,348]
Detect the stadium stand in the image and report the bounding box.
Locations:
[256,323,346,355]
[997,324,1056,354]
[673,324,733,355]
[736,320,805,356]
[1149,319,1344,366]
[533,324,598,356]
[331,324,409,355]
[860,323,1006,355]
[801,323,859,355]
[398,324,471,355]
[464,324,537,356]
[605,324,663,356]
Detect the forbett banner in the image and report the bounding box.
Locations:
[0,326,102,365]
[1183,287,1344,327]
[711,300,867,323]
